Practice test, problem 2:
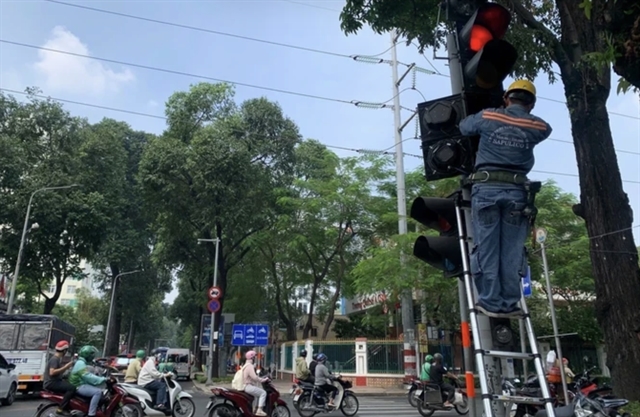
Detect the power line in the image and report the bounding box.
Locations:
[2,87,638,186]
[0,39,353,105]
[42,0,640,121]
[44,0,351,59]
[282,0,342,12]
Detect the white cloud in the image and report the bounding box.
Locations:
[34,26,134,96]
[147,99,159,108]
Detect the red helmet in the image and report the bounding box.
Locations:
[55,341,70,352]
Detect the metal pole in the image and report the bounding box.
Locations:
[447,31,479,417]
[103,270,140,357]
[7,192,35,315]
[390,30,417,378]
[540,242,569,401]
[206,237,221,385]
[7,184,79,314]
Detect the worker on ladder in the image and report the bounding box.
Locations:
[459,79,552,318]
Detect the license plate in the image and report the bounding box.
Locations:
[294,394,301,402]
[18,384,27,390]
[289,388,295,395]
[415,390,423,397]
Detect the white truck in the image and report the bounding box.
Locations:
[0,314,76,395]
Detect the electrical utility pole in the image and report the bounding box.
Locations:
[390,30,419,378]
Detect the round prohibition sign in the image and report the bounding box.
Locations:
[207,299,221,313]
[208,286,223,300]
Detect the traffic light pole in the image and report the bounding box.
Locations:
[390,30,417,378]
[446,31,504,417]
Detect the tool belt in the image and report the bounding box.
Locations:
[467,170,528,185]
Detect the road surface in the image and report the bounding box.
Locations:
[1,381,474,417]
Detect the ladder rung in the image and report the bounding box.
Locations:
[490,394,548,405]
[481,350,535,360]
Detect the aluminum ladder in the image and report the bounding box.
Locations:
[452,191,556,417]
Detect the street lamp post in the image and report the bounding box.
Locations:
[103,270,141,357]
[6,184,80,314]
[198,238,220,385]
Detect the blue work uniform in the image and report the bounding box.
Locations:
[459,104,552,313]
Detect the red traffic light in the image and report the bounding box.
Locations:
[459,3,512,50]
[469,26,493,52]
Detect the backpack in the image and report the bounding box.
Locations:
[231,365,246,390]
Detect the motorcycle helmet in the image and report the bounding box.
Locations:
[312,353,319,361]
[433,353,443,362]
[245,350,257,361]
[300,349,307,358]
[136,350,146,359]
[55,340,70,352]
[425,354,434,363]
[78,345,98,362]
[316,353,327,362]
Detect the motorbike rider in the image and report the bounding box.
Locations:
[430,353,458,408]
[242,350,269,416]
[295,349,313,383]
[420,354,434,382]
[138,354,172,410]
[314,353,338,408]
[43,340,77,416]
[124,350,146,384]
[309,353,319,376]
[69,346,108,417]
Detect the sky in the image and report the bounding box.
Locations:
[1,0,638,305]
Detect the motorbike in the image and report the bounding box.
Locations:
[414,376,469,417]
[292,375,359,417]
[35,366,141,417]
[405,376,424,408]
[120,373,195,417]
[533,388,628,417]
[205,377,290,417]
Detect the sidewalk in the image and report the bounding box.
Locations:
[191,378,407,397]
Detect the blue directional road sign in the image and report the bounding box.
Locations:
[522,265,532,298]
[231,324,270,346]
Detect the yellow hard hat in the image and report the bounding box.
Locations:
[505,80,536,97]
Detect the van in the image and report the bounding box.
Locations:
[165,348,192,381]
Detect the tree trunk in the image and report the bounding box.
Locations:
[322,253,345,340]
[43,297,56,314]
[563,71,640,398]
[557,34,640,401]
[42,273,65,314]
[272,273,297,341]
[302,280,320,339]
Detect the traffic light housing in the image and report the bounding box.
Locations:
[418,95,474,181]
[410,196,463,278]
[457,3,517,91]
[417,2,517,183]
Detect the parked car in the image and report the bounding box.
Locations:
[0,353,18,406]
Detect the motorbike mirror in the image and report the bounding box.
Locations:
[513,378,520,384]
[583,356,590,363]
